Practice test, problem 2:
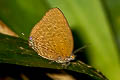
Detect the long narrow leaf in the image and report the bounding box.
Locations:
[0,33,108,80]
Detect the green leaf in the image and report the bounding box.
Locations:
[0,33,108,80]
[0,0,50,40]
[102,0,120,50]
[46,0,120,80]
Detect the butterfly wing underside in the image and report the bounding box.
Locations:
[29,8,73,62]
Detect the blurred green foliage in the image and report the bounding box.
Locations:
[0,0,120,80]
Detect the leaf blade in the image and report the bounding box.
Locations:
[0,33,108,80]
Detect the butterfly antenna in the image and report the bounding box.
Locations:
[73,45,88,54]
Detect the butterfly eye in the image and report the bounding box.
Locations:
[70,55,75,60]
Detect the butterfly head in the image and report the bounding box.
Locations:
[56,54,75,63]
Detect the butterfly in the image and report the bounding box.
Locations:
[29,8,75,63]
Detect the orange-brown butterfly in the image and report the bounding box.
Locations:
[29,8,75,63]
